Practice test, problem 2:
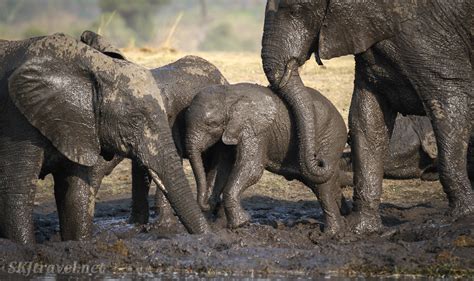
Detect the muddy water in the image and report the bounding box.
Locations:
[0,165,473,279]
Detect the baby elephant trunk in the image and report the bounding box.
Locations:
[188,149,211,212]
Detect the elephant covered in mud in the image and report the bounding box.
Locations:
[185,83,347,234]
[340,114,439,185]
[81,31,229,226]
[0,33,209,244]
[129,55,230,225]
[261,0,473,234]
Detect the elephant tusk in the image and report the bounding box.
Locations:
[148,169,168,194]
[314,52,324,66]
[278,59,298,89]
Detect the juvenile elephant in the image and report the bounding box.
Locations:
[0,33,209,244]
[340,114,439,185]
[185,83,347,234]
[261,0,474,233]
[129,55,229,224]
[80,31,229,225]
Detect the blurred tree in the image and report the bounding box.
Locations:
[199,0,207,21]
[0,0,25,23]
[98,0,170,42]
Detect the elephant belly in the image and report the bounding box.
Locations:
[357,41,426,116]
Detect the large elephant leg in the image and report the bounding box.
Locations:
[53,165,96,241]
[130,160,151,224]
[53,156,122,240]
[132,159,177,226]
[468,134,474,187]
[223,141,265,228]
[0,142,42,244]
[426,94,473,216]
[154,190,175,226]
[348,83,396,234]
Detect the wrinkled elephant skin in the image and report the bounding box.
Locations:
[0,33,209,244]
[261,0,474,234]
[341,114,439,185]
[185,83,347,234]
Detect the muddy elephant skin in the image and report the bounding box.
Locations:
[0,33,209,244]
[82,31,229,225]
[185,83,347,234]
[341,114,439,185]
[129,55,229,225]
[261,0,474,234]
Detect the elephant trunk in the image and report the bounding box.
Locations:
[146,133,209,234]
[188,149,210,212]
[185,127,216,212]
[263,57,333,184]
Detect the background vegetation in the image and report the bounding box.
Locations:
[0,0,265,51]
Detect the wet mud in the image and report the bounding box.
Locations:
[0,161,473,279]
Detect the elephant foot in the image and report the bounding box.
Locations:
[154,206,177,229]
[324,217,346,237]
[128,212,149,225]
[347,209,382,235]
[308,223,346,243]
[154,213,177,229]
[447,194,474,218]
[227,210,250,229]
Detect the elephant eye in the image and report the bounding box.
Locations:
[206,118,220,128]
[289,4,303,16]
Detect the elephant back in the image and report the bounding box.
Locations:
[151,55,228,119]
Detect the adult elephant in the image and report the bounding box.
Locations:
[261,0,473,234]
[80,31,229,225]
[0,33,209,244]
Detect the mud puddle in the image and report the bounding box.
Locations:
[0,166,473,279]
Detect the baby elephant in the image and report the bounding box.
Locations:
[341,114,439,185]
[185,83,347,234]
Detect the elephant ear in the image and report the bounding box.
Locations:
[408,116,438,160]
[8,57,100,166]
[222,93,277,145]
[80,30,126,60]
[318,0,412,59]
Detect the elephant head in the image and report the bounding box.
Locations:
[8,33,209,234]
[80,30,126,60]
[261,0,410,183]
[185,84,277,210]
